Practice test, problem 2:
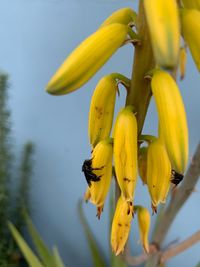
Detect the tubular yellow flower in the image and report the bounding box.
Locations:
[111,196,133,255]
[147,139,171,212]
[46,23,129,95]
[182,0,200,11]
[100,7,137,27]
[135,205,151,253]
[84,138,113,219]
[113,106,138,202]
[151,70,189,174]
[144,0,180,69]
[179,47,187,80]
[88,75,117,148]
[181,8,200,72]
[138,146,148,185]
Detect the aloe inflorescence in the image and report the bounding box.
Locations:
[46,0,197,255]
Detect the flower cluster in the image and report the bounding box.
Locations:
[46,0,199,255]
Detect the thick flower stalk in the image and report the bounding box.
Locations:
[113,106,138,202]
[84,138,113,219]
[144,0,180,69]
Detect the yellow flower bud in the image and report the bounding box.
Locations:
[88,75,117,148]
[151,70,189,174]
[181,8,200,72]
[84,138,113,219]
[138,147,148,185]
[113,106,138,202]
[144,0,180,68]
[100,7,137,27]
[182,0,200,11]
[135,205,151,253]
[46,24,129,95]
[179,47,187,80]
[147,139,171,212]
[111,196,133,255]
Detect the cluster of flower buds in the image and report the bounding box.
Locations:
[46,0,199,257]
[46,7,137,95]
[143,0,200,73]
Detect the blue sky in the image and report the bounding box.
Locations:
[0,0,200,266]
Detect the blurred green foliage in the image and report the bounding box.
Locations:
[78,190,128,267]
[9,216,65,267]
[2,71,126,267]
[0,73,34,266]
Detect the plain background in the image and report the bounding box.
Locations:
[0,0,200,266]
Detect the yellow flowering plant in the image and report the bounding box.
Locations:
[45,1,200,266]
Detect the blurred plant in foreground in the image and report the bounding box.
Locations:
[9,216,64,267]
[0,73,34,266]
[78,195,128,267]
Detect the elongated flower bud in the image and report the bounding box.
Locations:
[84,138,113,218]
[138,147,148,185]
[89,75,117,148]
[181,9,200,72]
[147,139,171,212]
[151,70,189,174]
[111,196,133,255]
[179,47,187,80]
[46,23,129,95]
[100,7,137,27]
[135,206,151,253]
[113,106,138,202]
[182,0,200,11]
[144,0,180,68]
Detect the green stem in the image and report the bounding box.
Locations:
[111,73,131,88]
[127,28,140,42]
[126,1,155,135]
[139,134,157,143]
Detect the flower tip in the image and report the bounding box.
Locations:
[96,206,103,219]
[114,246,123,256]
[45,82,61,96]
[111,239,124,256]
[84,188,91,202]
[143,243,150,254]
[151,203,157,215]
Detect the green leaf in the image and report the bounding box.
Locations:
[78,200,107,267]
[25,215,54,267]
[8,222,44,267]
[52,247,65,267]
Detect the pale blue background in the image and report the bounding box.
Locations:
[0,0,199,266]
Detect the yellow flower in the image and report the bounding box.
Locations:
[135,205,151,253]
[181,8,200,72]
[144,0,180,68]
[46,24,129,95]
[111,196,133,255]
